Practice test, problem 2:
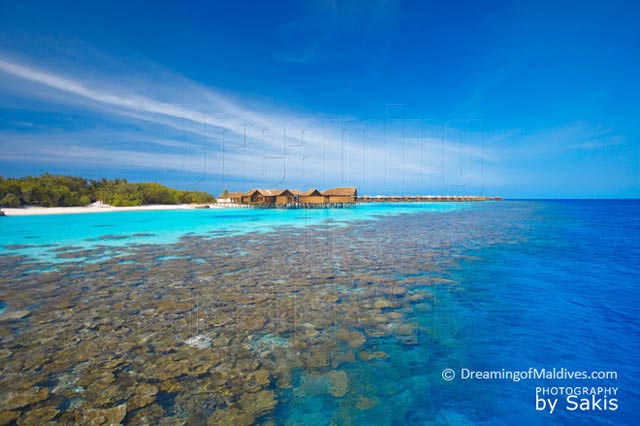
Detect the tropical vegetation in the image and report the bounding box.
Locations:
[0,174,214,207]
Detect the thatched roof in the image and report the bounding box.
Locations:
[301,189,322,196]
[244,189,295,197]
[228,192,244,198]
[322,187,357,196]
[243,189,275,196]
[240,187,358,201]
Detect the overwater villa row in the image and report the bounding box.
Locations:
[227,187,358,208]
[359,195,503,202]
[224,188,501,208]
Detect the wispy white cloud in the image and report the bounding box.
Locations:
[0,54,498,193]
[0,58,223,127]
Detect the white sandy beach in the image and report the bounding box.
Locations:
[0,204,220,216]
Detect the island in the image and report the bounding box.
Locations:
[0,174,214,208]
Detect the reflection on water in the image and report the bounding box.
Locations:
[0,204,535,424]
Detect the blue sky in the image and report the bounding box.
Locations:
[0,0,638,197]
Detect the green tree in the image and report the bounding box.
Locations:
[0,193,20,208]
[0,174,215,207]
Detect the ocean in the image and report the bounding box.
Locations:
[0,200,638,425]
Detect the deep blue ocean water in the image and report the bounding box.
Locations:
[434,200,640,425]
[1,200,638,425]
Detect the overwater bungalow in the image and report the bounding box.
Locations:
[275,190,297,206]
[299,189,327,207]
[322,187,358,205]
[228,192,244,204]
[227,187,358,208]
[242,189,278,206]
[239,189,299,207]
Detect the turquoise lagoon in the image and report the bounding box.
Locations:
[0,202,466,264]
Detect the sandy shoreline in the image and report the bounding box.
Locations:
[0,204,222,217]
